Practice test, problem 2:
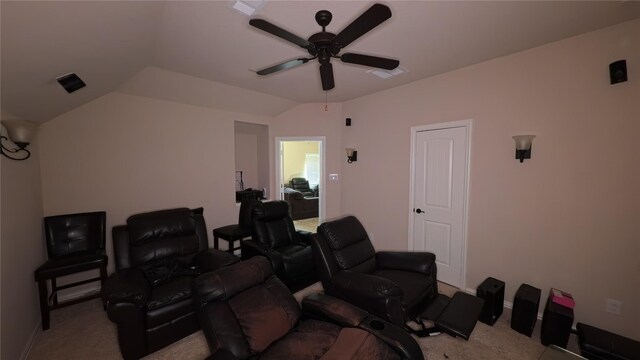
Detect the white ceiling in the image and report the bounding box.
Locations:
[2,1,640,123]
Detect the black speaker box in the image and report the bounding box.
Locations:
[609,60,627,85]
[541,296,574,348]
[511,284,541,337]
[477,277,505,326]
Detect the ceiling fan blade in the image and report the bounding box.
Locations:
[341,53,399,70]
[256,58,311,75]
[320,63,335,91]
[249,19,313,50]
[332,3,392,49]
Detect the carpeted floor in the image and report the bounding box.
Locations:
[26,282,581,360]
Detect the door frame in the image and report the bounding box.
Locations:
[275,136,326,222]
[408,119,472,290]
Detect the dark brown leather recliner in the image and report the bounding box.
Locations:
[311,216,438,327]
[101,207,239,360]
[240,200,316,292]
[193,256,424,360]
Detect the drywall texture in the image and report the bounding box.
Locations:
[38,92,271,271]
[341,19,640,339]
[1,136,45,360]
[234,121,269,195]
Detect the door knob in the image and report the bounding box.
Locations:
[415,208,424,214]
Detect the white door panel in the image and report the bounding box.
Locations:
[412,126,468,287]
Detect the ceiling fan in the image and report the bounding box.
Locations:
[249,3,399,91]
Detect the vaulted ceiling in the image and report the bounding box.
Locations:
[2,1,640,123]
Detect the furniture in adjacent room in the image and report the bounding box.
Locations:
[287,177,317,197]
[241,200,317,292]
[311,215,438,327]
[576,322,640,360]
[34,211,108,330]
[212,199,258,254]
[511,283,541,337]
[283,187,319,220]
[101,207,239,360]
[193,256,424,360]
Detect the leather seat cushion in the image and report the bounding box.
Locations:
[260,319,341,360]
[373,269,436,310]
[277,244,314,274]
[35,251,107,280]
[320,327,401,360]
[146,296,195,328]
[147,276,193,311]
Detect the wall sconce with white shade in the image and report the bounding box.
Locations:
[512,135,536,163]
[1,120,37,161]
[346,148,358,163]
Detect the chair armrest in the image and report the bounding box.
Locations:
[376,251,436,276]
[301,293,368,327]
[101,268,150,308]
[205,349,241,360]
[240,240,284,275]
[359,315,424,360]
[297,230,314,243]
[194,249,240,273]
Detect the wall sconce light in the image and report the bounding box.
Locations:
[346,148,358,163]
[1,120,37,161]
[512,135,536,163]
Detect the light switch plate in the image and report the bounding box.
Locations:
[329,173,339,181]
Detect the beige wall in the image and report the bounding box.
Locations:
[234,122,269,195]
[282,141,320,183]
[1,135,45,359]
[341,19,640,338]
[38,92,272,269]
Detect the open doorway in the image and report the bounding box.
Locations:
[276,137,325,232]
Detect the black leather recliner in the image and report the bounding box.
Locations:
[288,177,316,197]
[311,215,438,327]
[101,207,239,360]
[193,256,424,360]
[240,200,316,292]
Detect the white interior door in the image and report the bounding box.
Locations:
[411,125,469,288]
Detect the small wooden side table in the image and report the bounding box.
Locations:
[212,225,252,253]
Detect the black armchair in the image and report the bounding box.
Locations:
[101,207,239,360]
[193,256,423,360]
[312,215,438,327]
[288,177,315,197]
[240,200,316,292]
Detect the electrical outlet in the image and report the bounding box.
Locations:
[605,298,622,315]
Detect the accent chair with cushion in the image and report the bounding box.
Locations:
[101,207,239,360]
[311,215,438,327]
[193,256,424,360]
[241,200,317,292]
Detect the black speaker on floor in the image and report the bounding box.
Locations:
[477,277,505,326]
[609,60,627,85]
[511,284,541,337]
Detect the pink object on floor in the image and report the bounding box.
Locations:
[550,288,575,309]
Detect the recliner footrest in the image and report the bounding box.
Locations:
[577,322,640,360]
[418,292,484,340]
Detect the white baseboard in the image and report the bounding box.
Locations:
[56,285,101,302]
[20,320,41,360]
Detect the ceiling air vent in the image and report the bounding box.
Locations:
[56,73,86,93]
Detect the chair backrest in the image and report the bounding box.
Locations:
[44,211,106,259]
[238,199,259,230]
[251,201,299,249]
[316,216,377,274]
[194,256,301,359]
[112,207,208,270]
[290,177,311,192]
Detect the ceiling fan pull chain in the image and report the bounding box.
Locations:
[325,92,328,111]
